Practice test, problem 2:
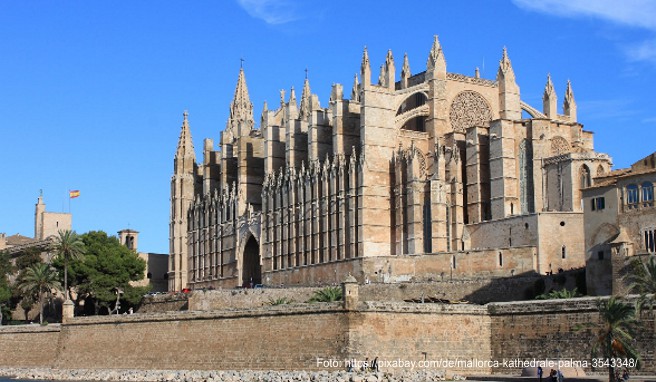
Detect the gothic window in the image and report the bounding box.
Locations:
[626,184,639,207]
[449,91,493,133]
[519,139,535,214]
[641,182,654,206]
[597,164,605,177]
[580,165,591,189]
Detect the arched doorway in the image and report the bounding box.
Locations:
[241,236,261,287]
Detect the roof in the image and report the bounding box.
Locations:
[587,154,656,190]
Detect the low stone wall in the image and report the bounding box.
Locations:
[488,297,656,375]
[0,324,61,367]
[187,287,323,311]
[0,297,654,375]
[358,270,583,304]
[53,303,347,371]
[138,294,189,313]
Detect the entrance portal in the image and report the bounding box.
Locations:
[242,236,261,287]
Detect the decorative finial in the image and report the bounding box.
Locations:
[183,110,189,120]
[240,57,245,69]
[305,67,308,80]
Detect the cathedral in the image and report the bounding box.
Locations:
[168,36,611,291]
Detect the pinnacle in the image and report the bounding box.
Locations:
[361,46,370,71]
[228,67,254,132]
[427,35,444,70]
[402,53,411,77]
[176,110,195,160]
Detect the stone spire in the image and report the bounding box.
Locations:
[287,86,298,120]
[426,35,446,73]
[299,75,311,120]
[543,74,557,119]
[227,68,254,137]
[175,110,196,172]
[351,73,360,102]
[401,53,411,89]
[383,49,395,90]
[497,47,521,120]
[497,47,515,82]
[563,80,577,122]
[361,46,371,88]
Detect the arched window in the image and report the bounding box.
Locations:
[626,184,639,206]
[597,164,605,177]
[580,165,591,189]
[642,182,654,206]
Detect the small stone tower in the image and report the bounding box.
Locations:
[118,229,139,252]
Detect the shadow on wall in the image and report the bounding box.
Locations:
[462,268,586,303]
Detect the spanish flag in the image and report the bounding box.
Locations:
[69,190,80,199]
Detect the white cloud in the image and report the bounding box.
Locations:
[627,38,656,63]
[512,0,656,30]
[236,0,299,25]
[512,0,656,66]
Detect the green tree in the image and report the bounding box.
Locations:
[56,231,148,314]
[0,250,12,325]
[577,297,641,382]
[308,286,343,303]
[16,263,62,324]
[51,230,85,300]
[627,256,656,313]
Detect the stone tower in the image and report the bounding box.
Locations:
[118,229,139,252]
[168,111,199,291]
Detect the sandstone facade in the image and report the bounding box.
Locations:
[583,152,656,295]
[169,37,611,291]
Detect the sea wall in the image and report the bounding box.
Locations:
[489,297,656,374]
[0,296,654,375]
[0,324,61,367]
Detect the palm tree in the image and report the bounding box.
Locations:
[628,256,656,313]
[51,230,85,301]
[308,286,343,302]
[578,297,641,382]
[17,263,62,324]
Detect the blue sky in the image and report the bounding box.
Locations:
[1,0,655,254]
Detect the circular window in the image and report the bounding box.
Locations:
[560,221,566,227]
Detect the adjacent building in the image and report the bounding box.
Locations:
[169,37,611,291]
[584,152,656,295]
[118,229,169,292]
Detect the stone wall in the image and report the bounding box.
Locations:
[350,302,493,374]
[0,324,61,367]
[54,304,348,371]
[1,297,654,375]
[138,294,188,313]
[187,287,322,310]
[358,275,556,304]
[489,297,656,375]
